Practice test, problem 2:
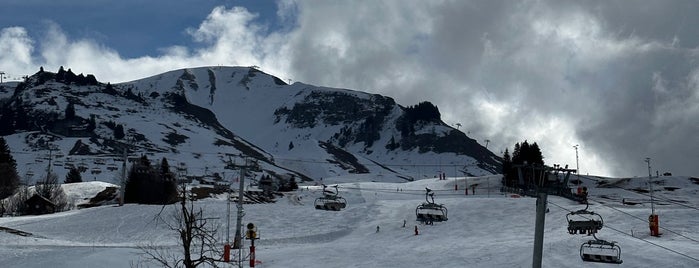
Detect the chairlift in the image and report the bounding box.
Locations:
[567,202,603,235]
[416,188,448,224]
[314,185,347,211]
[580,236,623,264]
[78,162,88,172]
[106,163,119,171]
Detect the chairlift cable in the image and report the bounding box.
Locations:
[583,195,699,244]
[548,200,699,263]
[578,175,699,212]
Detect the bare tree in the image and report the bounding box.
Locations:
[4,179,30,215]
[140,185,222,268]
[35,172,69,211]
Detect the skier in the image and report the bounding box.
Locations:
[402,219,406,228]
[414,225,419,235]
[376,226,380,233]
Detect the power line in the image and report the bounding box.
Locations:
[578,175,699,212]
[598,202,699,244]
[547,200,699,263]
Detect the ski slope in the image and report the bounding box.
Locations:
[0,175,698,267]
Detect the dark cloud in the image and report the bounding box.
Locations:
[1,0,697,177]
[281,0,699,177]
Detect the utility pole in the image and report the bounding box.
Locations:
[233,159,246,250]
[573,145,580,181]
[532,192,547,268]
[645,158,655,214]
[646,157,660,236]
[119,147,127,206]
[0,71,5,83]
[45,148,54,181]
[228,156,256,267]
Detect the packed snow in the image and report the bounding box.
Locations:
[1,174,698,267]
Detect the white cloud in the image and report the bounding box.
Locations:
[0,27,34,73]
[1,1,698,177]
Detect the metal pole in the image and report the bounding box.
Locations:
[46,149,53,181]
[532,192,547,268]
[573,145,579,181]
[234,158,246,251]
[647,158,653,213]
[487,176,490,197]
[227,178,231,244]
[120,147,127,206]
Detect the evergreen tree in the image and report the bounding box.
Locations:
[530,142,544,165]
[56,66,66,82]
[512,142,521,164]
[86,115,96,132]
[288,141,294,150]
[385,136,399,150]
[288,176,298,191]
[64,167,82,184]
[65,68,77,84]
[505,140,546,188]
[160,157,172,181]
[85,74,98,85]
[502,149,513,186]
[124,155,177,204]
[65,102,76,120]
[104,82,117,95]
[114,124,125,139]
[0,137,20,199]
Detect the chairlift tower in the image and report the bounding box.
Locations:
[645,158,655,214]
[223,155,258,267]
[573,145,580,181]
[646,157,660,236]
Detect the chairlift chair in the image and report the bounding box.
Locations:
[567,203,603,235]
[314,185,347,211]
[416,188,448,224]
[580,237,623,264]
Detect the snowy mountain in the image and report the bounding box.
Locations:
[0,66,500,185]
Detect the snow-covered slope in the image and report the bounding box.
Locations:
[0,175,697,267]
[0,66,500,185]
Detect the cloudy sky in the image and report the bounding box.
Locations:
[1,0,697,178]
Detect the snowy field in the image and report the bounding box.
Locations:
[1,175,698,267]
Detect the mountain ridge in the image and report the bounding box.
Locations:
[0,66,501,184]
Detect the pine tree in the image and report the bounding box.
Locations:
[160,157,172,181]
[124,155,177,204]
[502,149,513,186]
[86,115,96,132]
[0,137,20,199]
[64,167,82,184]
[530,142,544,165]
[512,142,521,164]
[114,124,125,139]
[65,102,76,120]
[289,176,298,190]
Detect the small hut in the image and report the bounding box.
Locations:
[25,194,56,215]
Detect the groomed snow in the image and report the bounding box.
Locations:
[1,175,698,267]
